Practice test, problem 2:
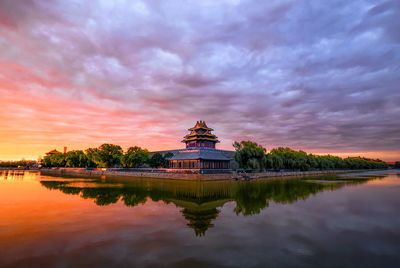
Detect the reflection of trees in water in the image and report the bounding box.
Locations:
[121,190,148,207]
[40,175,370,236]
[81,188,122,206]
[233,180,331,216]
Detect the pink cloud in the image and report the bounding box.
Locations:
[0,0,399,161]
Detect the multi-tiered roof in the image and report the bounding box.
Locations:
[169,121,232,170]
[182,120,219,146]
[45,149,61,156]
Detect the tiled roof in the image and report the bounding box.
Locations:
[169,148,233,161]
[46,149,61,155]
[182,137,220,143]
[188,120,213,131]
[183,121,219,143]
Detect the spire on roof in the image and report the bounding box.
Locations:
[188,120,213,131]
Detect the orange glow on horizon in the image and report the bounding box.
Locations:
[1,63,399,162]
[1,1,399,165]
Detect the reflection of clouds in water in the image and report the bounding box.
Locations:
[212,173,400,267]
[0,171,399,267]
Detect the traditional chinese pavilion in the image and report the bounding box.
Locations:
[168,121,233,172]
[45,147,67,156]
[45,149,61,156]
[183,120,219,149]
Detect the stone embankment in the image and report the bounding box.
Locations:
[40,168,363,181]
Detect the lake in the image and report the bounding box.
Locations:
[0,170,399,267]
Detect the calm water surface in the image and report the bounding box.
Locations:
[0,170,399,267]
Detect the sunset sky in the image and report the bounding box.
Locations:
[0,0,399,161]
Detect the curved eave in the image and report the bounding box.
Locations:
[184,133,217,138]
[182,138,220,143]
[188,127,214,131]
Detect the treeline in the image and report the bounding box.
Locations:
[233,141,388,172]
[0,160,36,168]
[42,144,173,168]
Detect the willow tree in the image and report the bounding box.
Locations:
[233,141,267,172]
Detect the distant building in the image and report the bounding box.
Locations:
[45,149,62,156]
[167,121,235,173]
[45,147,67,157]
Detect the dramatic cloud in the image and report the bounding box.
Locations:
[0,0,399,160]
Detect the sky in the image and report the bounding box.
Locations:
[0,0,399,161]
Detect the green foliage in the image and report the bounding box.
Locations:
[121,146,150,168]
[43,150,90,168]
[91,144,123,168]
[269,147,310,171]
[395,162,400,168]
[233,142,388,172]
[41,144,152,168]
[0,159,36,168]
[265,153,284,170]
[41,156,51,167]
[164,152,174,159]
[42,153,66,167]
[233,141,267,171]
[149,152,170,168]
[65,150,88,167]
[85,148,99,168]
[267,147,387,171]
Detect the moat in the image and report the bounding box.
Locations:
[0,170,399,267]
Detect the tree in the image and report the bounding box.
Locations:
[265,153,284,171]
[0,159,36,168]
[85,148,99,168]
[51,153,67,167]
[121,146,150,168]
[42,156,52,167]
[90,144,123,168]
[149,152,174,168]
[149,153,165,168]
[65,150,88,167]
[233,141,267,172]
[164,152,174,160]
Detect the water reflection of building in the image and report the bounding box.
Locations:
[45,147,67,156]
[39,176,368,236]
[181,208,220,236]
[45,149,62,156]
[170,198,229,236]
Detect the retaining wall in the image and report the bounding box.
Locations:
[39,168,365,181]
